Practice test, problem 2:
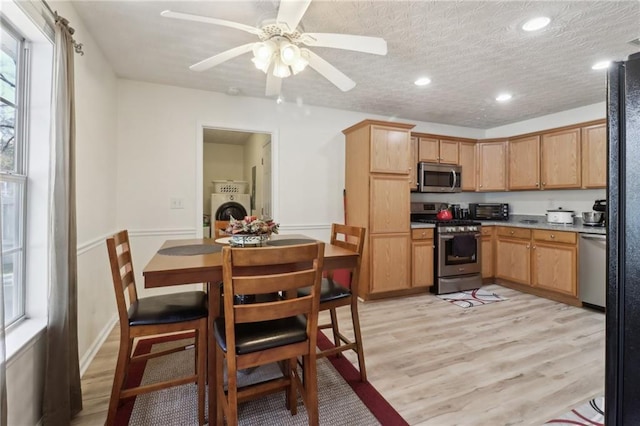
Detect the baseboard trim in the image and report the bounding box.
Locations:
[79,314,118,377]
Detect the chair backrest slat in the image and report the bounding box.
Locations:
[233,269,317,295]
[106,230,138,327]
[234,296,313,323]
[221,242,325,348]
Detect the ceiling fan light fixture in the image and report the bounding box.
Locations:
[251,56,271,73]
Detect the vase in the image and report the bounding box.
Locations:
[230,233,269,247]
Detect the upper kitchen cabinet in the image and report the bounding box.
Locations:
[581,122,607,188]
[508,135,540,190]
[458,142,477,191]
[540,127,581,189]
[416,135,459,165]
[477,140,507,191]
[370,125,412,174]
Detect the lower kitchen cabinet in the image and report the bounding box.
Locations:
[493,226,579,302]
[531,230,577,296]
[495,227,531,285]
[411,228,434,287]
[480,226,494,278]
[370,233,411,294]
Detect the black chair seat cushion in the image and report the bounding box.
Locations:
[298,277,351,303]
[214,315,307,355]
[128,291,208,326]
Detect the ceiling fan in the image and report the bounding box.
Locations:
[161,0,387,97]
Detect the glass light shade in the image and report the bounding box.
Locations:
[252,40,276,61]
[280,42,300,66]
[251,57,270,73]
[272,58,291,78]
[291,49,310,75]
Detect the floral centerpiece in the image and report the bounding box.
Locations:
[225,216,279,246]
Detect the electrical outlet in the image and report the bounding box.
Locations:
[170,198,184,209]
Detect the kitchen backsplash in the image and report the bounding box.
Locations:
[411,189,606,215]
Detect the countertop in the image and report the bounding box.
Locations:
[411,214,606,235]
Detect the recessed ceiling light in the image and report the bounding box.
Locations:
[592,61,611,70]
[414,77,431,86]
[522,16,550,32]
[496,93,512,102]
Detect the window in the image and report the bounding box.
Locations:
[1,20,28,327]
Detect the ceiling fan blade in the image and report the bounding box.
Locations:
[190,43,255,72]
[302,33,388,55]
[161,10,261,36]
[276,0,312,32]
[265,73,282,97]
[306,50,356,92]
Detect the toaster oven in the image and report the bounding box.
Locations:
[469,203,509,220]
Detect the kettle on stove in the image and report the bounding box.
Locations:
[436,208,453,221]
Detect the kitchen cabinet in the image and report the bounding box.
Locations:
[343,119,415,300]
[531,230,577,296]
[581,123,607,188]
[541,127,581,189]
[370,125,412,174]
[480,226,494,278]
[410,136,418,191]
[411,228,434,288]
[508,135,540,190]
[458,142,477,191]
[370,234,411,293]
[416,136,459,165]
[494,226,578,299]
[495,227,531,285]
[477,140,507,191]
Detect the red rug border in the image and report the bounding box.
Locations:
[114,331,409,426]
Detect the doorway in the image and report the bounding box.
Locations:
[199,127,273,236]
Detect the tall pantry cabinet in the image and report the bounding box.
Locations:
[343,120,416,300]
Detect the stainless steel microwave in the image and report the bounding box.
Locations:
[418,163,462,193]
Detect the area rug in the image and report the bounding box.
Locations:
[544,395,604,425]
[437,288,507,308]
[115,332,407,426]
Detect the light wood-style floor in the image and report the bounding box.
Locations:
[71,284,605,425]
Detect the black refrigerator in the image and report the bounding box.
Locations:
[607,51,640,425]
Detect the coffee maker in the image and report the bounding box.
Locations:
[591,199,606,226]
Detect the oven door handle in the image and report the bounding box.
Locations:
[440,233,482,240]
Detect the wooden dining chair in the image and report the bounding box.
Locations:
[105,230,208,425]
[212,242,325,426]
[214,220,230,239]
[299,223,368,381]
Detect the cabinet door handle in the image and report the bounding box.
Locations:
[533,245,537,249]
[550,234,555,239]
[510,230,515,235]
[536,182,539,186]
[526,244,530,249]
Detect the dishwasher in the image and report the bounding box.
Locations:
[579,233,607,310]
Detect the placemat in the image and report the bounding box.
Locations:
[157,244,222,256]
[266,238,316,246]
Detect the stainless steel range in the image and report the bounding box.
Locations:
[411,202,483,294]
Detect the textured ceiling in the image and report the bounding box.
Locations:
[68,0,640,129]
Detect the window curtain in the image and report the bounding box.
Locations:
[42,16,82,425]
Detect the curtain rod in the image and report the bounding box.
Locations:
[42,0,84,55]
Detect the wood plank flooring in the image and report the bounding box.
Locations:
[71,284,604,425]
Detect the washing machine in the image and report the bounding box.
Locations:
[211,193,251,220]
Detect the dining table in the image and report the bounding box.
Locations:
[142,233,360,421]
